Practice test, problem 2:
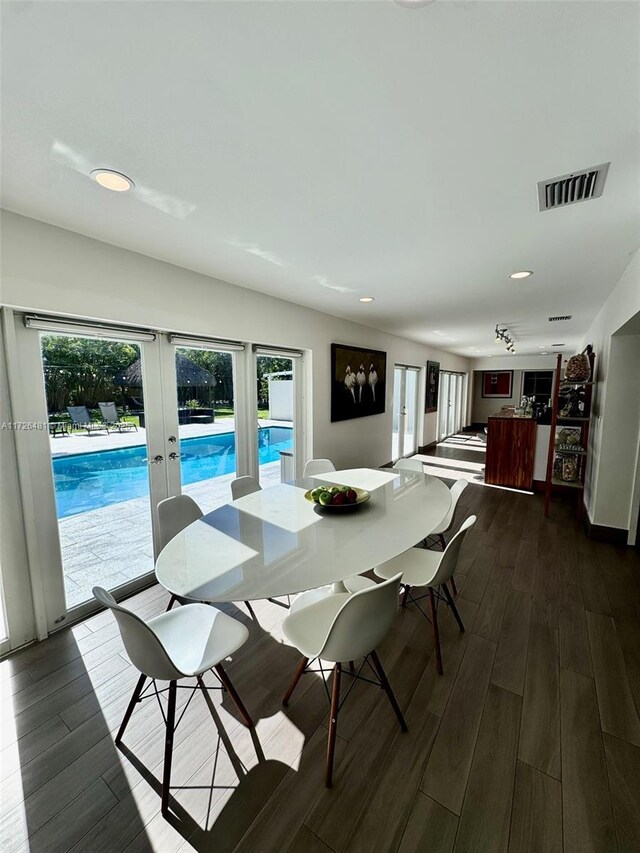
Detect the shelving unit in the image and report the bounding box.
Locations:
[544,350,596,518]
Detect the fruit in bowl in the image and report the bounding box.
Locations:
[305,484,367,509]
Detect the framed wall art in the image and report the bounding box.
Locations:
[482,370,513,398]
[331,343,386,422]
[425,360,440,413]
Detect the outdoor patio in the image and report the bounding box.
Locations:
[54,419,288,608]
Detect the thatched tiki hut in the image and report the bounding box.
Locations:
[118,354,216,413]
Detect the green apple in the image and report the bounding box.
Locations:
[318,491,333,506]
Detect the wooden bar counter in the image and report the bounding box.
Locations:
[485,412,536,491]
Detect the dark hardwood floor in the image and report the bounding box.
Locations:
[2,434,640,852]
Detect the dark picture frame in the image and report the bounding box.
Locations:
[425,360,440,413]
[481,370,514,398]
[331,343,386,422]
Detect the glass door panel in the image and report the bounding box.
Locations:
[438,372,467,440]
[256,354,295,485]
[447,374,457,436]
[40,333,155,610]
[438,372,450,441]
[392,366,420,460]
[392,367,403,461]
[403,369,419,456]
[173,346,237,514]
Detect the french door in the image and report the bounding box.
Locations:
[161,337,244,515]
[392,365,421,461]
[6,312,306,644]
[438,371,467,441]
[254,347,304,486]
[11,313,167,632]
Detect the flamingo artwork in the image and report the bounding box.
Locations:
[356,364,366,402]
[368,364,378,402]
[344,365,356,403]
[331,344,386,422]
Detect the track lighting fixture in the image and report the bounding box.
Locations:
[494,324,516,353]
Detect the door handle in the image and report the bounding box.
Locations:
[146,455,164,465]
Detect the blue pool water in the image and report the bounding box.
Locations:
[52,427,293,519]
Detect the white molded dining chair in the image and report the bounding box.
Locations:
[93,587,252,816]
[158,494,203,551]
[159,493,256,617]
[157,495,203,610]
[281,573,407,786]
[303,458,336,477]
[428,479,468,548]
[231,475,261,500]
[393,457,424,473]
[230,475,293,611]
[374,516,476,676]
[425,479,468,595]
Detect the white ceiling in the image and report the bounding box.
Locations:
[1,1,639,356]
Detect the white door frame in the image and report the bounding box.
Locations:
[392,365,421,461]
[13,314,170,633]
[252,347,306,481]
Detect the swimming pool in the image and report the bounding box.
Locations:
[52,426,293,519]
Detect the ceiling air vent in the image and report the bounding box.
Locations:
[548,315,572,322]
[537,163,609,211]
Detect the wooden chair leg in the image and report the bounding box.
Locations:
[161,681,177,815]
[283,656,309,707]
[401,584,410,608]
[442,582,465,633]
[215,663,253,728]
[325,663,342,787]
[166,595,178,611]
[369,650,408,732]
[450,575,458,597]
[115,673,146,745]
[428,587,443,675]
[438,533,446,550]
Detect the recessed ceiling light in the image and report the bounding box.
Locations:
[509,270,533,279]
[90,169,135,192]
[359,296,375,303]
[393,0,437,7]
[541,351,548,355]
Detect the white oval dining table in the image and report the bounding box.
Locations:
[155,468,452,603]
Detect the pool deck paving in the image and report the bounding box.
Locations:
[50,417,286,456]
[55,419,289,608]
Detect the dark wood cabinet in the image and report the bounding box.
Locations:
[485,416,536,491]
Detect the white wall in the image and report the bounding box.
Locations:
[471,355,559,372]
[580,250,640,534]
[268,379,293,422]
[0,211,471,468]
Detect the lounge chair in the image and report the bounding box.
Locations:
[67,406,109,435]
[99,402,138,432]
